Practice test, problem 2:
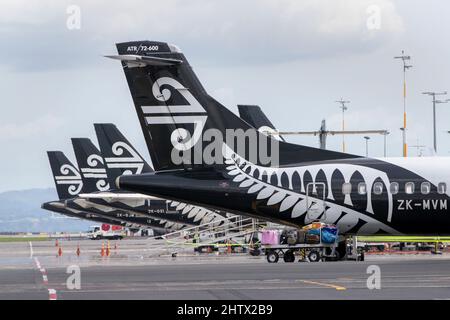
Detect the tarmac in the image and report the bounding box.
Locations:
[1,239,450,300]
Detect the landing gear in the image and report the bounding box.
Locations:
[358,250,365,261]
[336,240,347,261]
[343,236,365,261]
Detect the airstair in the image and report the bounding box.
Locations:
[144,215,263,257]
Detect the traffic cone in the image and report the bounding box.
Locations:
[58,246,63,257]
[106,241,110,257]
[76,244,81,257]
[100,242,105,257]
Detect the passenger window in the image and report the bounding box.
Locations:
[373,182,383,195]
[421,182,431,195]
[438,182,447,194]
[390,182,399,195]
[405,182,415,194]
[357,182,367,195]
[342,183,352,195]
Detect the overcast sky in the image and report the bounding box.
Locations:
[1,0,450,192]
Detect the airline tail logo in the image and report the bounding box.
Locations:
[55,164,83,195]
[142,77,207,151]
[80,154,110,191]
[104,141,145,175]
[142,77,279,166]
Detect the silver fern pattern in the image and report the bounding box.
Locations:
[222,144,400,235]
[89,197,224,229]
[167,200,223,225]
[72,199,185,230]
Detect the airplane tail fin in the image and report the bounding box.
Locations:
[94,123,153,187]
[71,138,110,193]
[237,104,285,141]
[110,41,359,170]
[47,151,83,200]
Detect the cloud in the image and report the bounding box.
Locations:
[0,114,65,140]
[0,0,404,71]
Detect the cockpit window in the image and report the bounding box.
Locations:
[357,182,367,195]
[420,182,431,195]
[405,182,415,194]
[390,182,399,195]
[438,182,447,194]
[373,182,383,195]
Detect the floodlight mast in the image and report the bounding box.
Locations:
[394,50,412,157]
[336,98,350,152]
[422,91,448,153]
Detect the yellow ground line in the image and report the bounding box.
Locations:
[298,280,347,291]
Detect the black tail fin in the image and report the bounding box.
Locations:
[47,151,83,200]
[71,138,110,193]
[237,104,285,141]
[94,123,153,187]
[111,41,359,170]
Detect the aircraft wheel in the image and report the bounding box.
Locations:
[358,251,365,261]
[283,250,295,263]
[266,251,279,263]
[308,250,321,263]
[336,250,341,260]
[336,241,347,260]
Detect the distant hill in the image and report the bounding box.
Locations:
[0,188,91,232]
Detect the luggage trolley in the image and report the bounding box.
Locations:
[262,225,340,263]
[264,242,338,263]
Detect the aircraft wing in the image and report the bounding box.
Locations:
[78,192,159,200]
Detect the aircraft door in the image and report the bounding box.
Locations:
[305,182,326,222]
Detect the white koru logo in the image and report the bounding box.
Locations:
[55,164,83,195]
[104,141,144,175]
[80,154,109,191]
[141,77,207,151]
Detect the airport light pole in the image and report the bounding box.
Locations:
[435,99,450,152]
[336,98,350,152]
[394,51,412,157]
[422,91,448,153]
[364,136,370,157]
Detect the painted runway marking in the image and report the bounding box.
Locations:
[48,289,57,300]
[33,257,57,300]
[33,257,41,269]
[298,280,347,291]
[29,241,33,258]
